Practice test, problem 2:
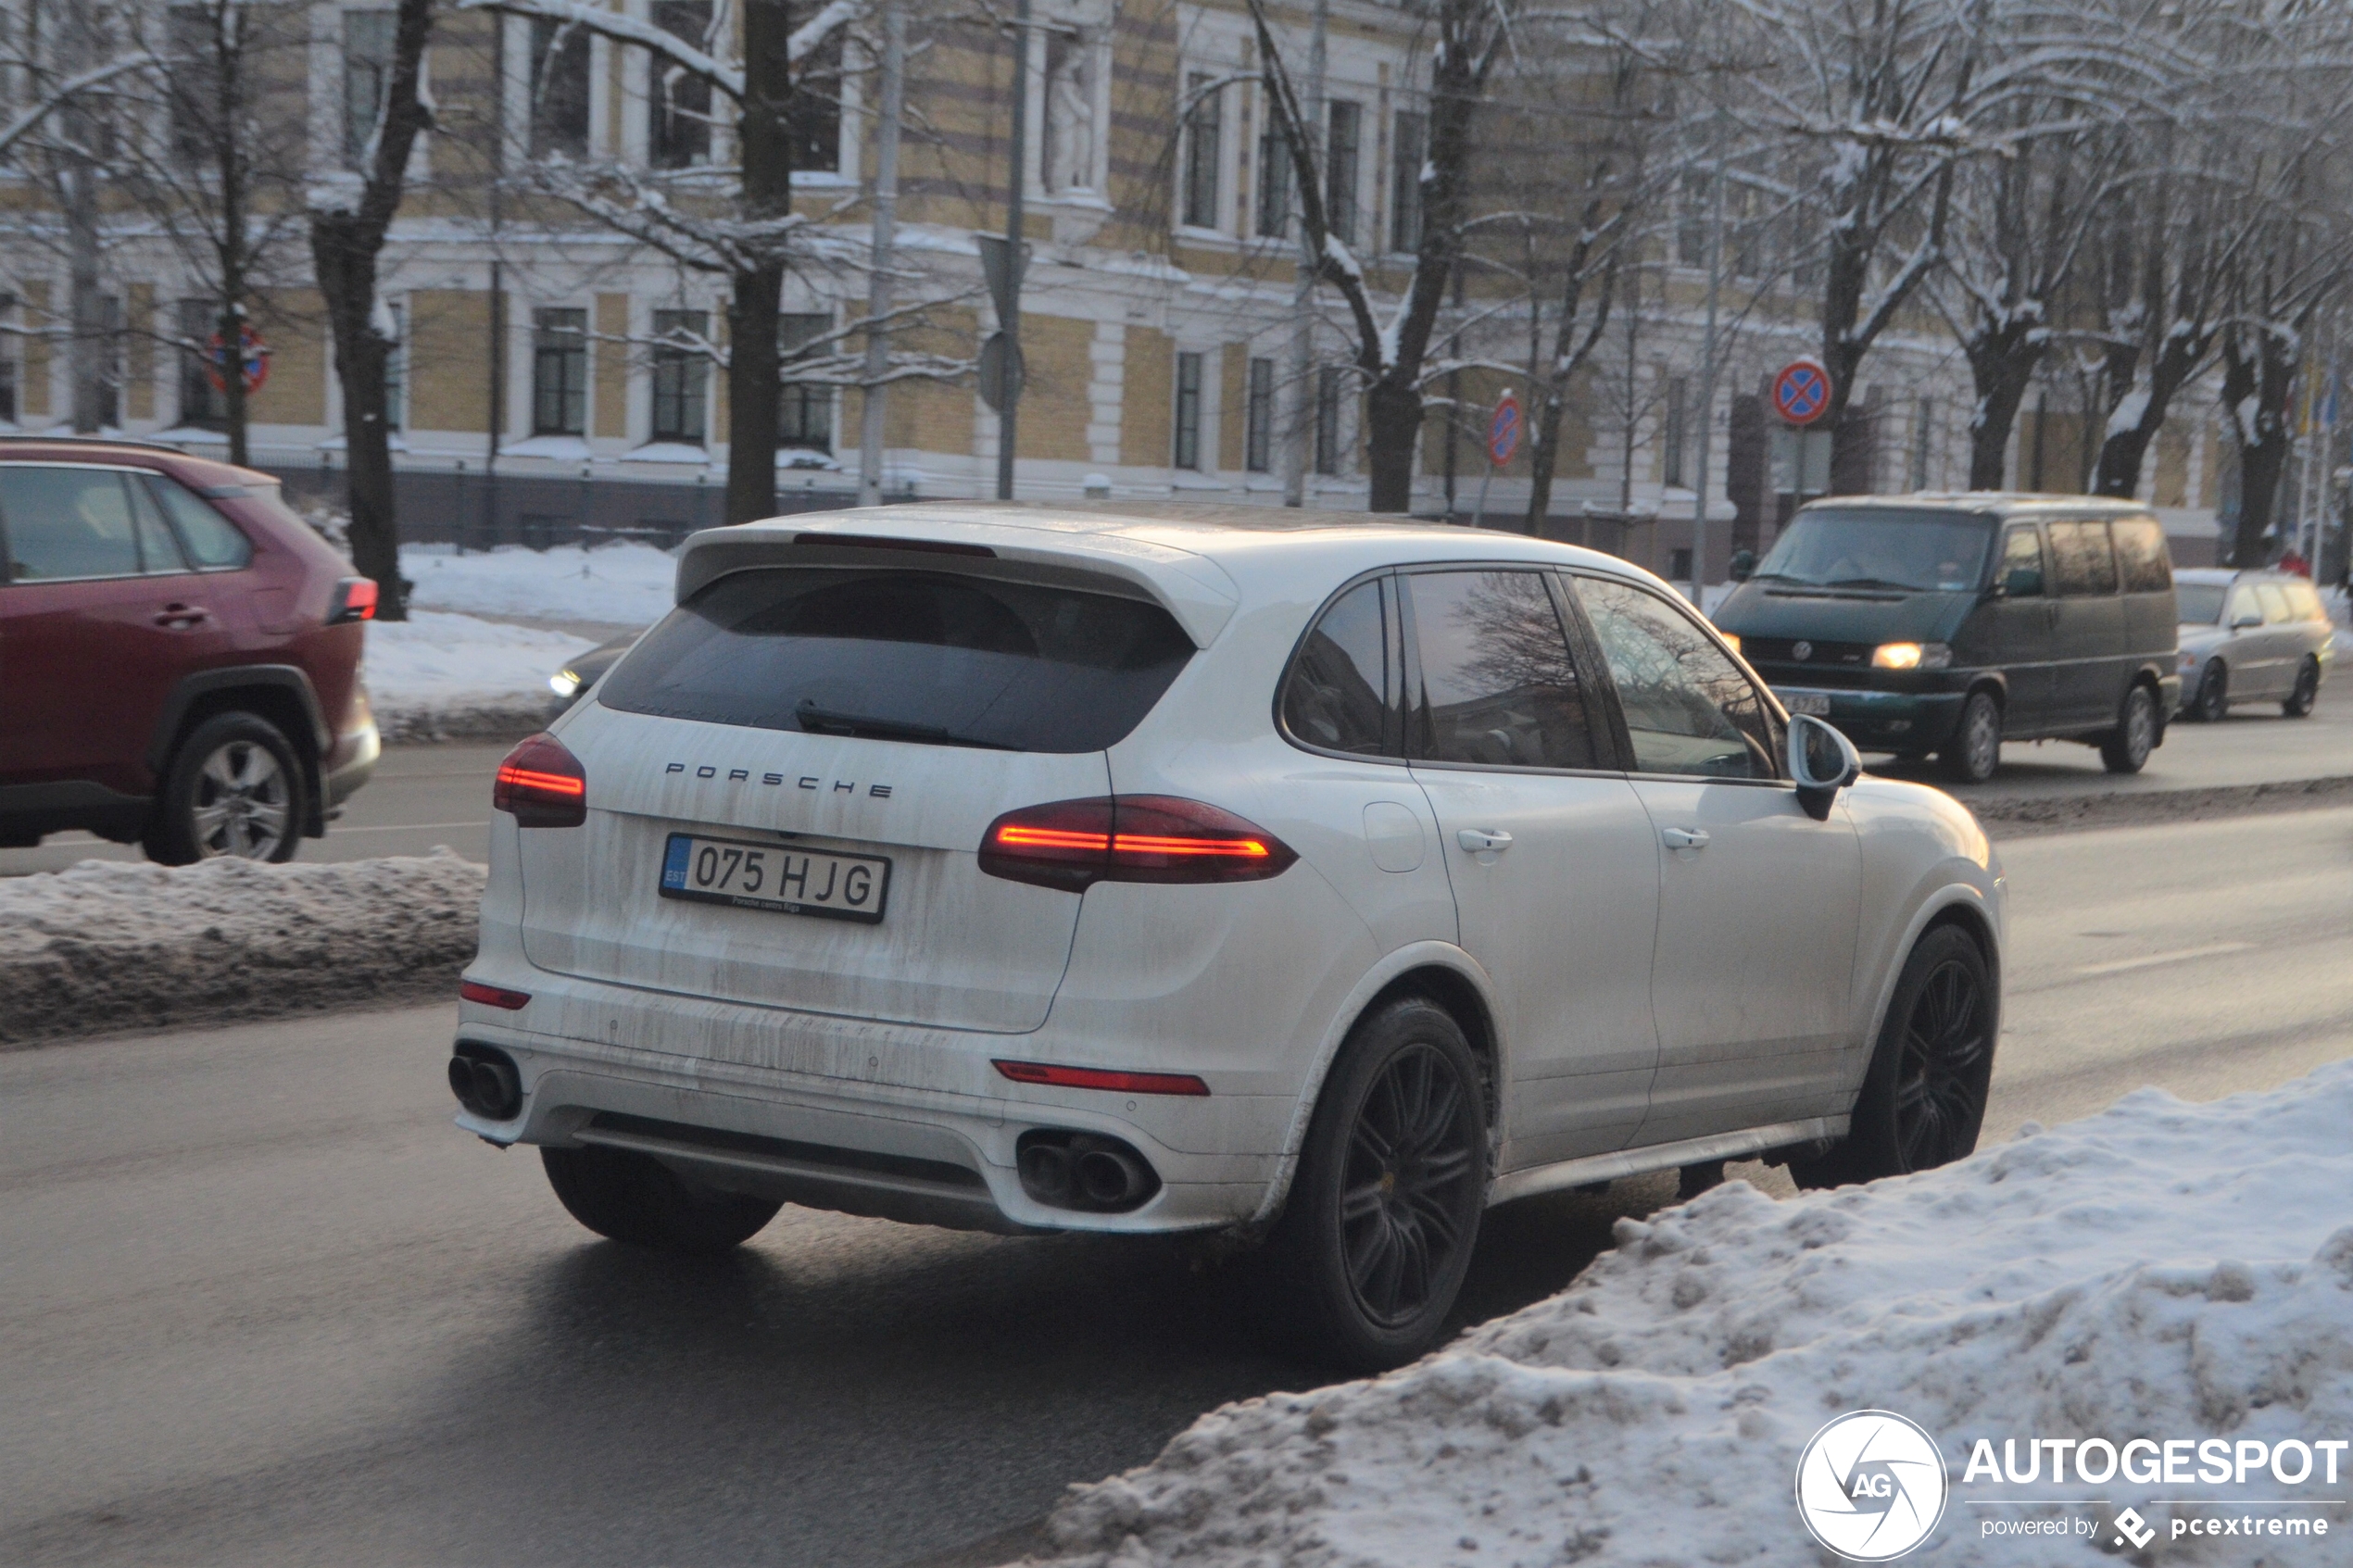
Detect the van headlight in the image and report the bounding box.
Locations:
[549,669,582,697]
[1719,632,1741,656]
[1871,641,1952,671]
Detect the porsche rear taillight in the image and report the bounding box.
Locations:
[494,734,587,827]
[978,797,1297,892]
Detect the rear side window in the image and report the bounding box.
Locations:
[2284,581,2326,621]
[2047,521,2118,596]
[0,467,145,580]
[2110,517,2172,593]
[1404,569,1602,770]
[145,475,255,570]
[598,567,1196,753]
[1280,576,1394,756]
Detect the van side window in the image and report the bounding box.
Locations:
[1997,526,2044,594]
[2046,520,2118,596]
[2109,517,2172,593]
[1280,577,1394,756]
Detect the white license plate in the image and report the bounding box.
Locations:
[660,834,890,924]
[1781,691,1833,717]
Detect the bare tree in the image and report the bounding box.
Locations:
[309,0,434,620]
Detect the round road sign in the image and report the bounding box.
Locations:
[1772,358,1831,427]
[205,324,271,396]
[1488,391,1523,466]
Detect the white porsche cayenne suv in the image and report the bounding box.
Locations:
[452,505,2005,1369]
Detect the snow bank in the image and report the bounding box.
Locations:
[402,541,678,627]
[1029,1066,2353,1567]
[365,610,591,742]
[0,851,484,1045]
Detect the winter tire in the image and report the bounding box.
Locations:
[1938,690,2002,784]
[2099,684,2158,773]
[1268,997,1488,1373]
[2192,661,2229,722]
[1792,924,1995,1190]
[2284,657,2321,718]
[145,712,307,866]
[542,1144,784,1254]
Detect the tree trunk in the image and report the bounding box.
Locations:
[724,0,793,525]
[66,157,103,432]
[1965,330,2042,491]
[215,6,250,469]
[2220,325,2299,569]
[1363,380,1421,513]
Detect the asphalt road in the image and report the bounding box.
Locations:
[5,806,2349,1568]
[1,674,2348,880]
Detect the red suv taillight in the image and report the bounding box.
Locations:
[978,796,1297,892]
[328,577,379,624]
[494,734,587,827]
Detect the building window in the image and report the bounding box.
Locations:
[1910,397,1935,490]
[779,312,834,449]
[344,10,397,164]
[792,25,842,172]
[1390,110,1425,253]
[528,17,591,160]
[1246,357,1274,473]
[1255,111,1290,238]
[178,298,226,428]
[1326,100,1360,245]
[532,307,588,435]
[650,308,709,445]
[1315,366,1345,475]
[1173,350,1203,470]
[649,0,713,169]
[383,300,405,433]
[1676,170,1708,266]
[1181,72,1221,230]
[1668,546,1692,582]
[1663,374,1689,487]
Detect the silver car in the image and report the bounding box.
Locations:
[2173,569,2334,721]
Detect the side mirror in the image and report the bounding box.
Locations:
[1729,549,1756,583]
[2000,565,2043,598]
[2231,611,2263,630]
[1788,714,1861,822]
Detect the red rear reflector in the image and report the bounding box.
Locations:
[329,576,379,624]
[494,733,587,827]
[978,797,1297,892]
[460,980,531,1010]
[993,1060,1210,1097]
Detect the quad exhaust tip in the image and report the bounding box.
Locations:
[1016,1130,1160,1213]
[448,1045,523,1121]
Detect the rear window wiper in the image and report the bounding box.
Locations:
[793,699,1019,750]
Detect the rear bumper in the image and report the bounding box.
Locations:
[450,971,1290,1236]
[322,716,380,809]
[1774,685,1969,753]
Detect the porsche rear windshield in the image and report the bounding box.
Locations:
[597,566,1197,752]
[1752,508,1997,594]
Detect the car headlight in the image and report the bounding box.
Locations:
[549,670,582,697]
[1719,632,1741,656]
[1871,641,1951,671]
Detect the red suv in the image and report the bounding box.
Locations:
[0,439,379,863]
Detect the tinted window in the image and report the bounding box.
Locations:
[1405,570,1599,769]
[2175,583,2226,623]
[1576,576,1776,780]
[598,567,1196,753]
[0,467,143,580]
[2047,521,2118,596]
[2111,517,2171,593]
[1281,577,1392,755]
[2256,583,2293,624]
[1997,525,2044,594]
[1751,507,1995,593]
[145,476,254,570]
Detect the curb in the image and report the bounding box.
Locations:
[1972,774,2353,839]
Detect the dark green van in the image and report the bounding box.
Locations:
[1712,495,2182,784]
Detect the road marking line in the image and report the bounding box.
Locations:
[333,821,491,834]
[2075,941,2254,977]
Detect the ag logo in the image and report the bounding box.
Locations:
[1795,1410,1949,1561]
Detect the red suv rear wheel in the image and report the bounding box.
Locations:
[145,712,309,864]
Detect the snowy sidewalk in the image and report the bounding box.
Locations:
[1026,1066,2353,1567]
[0,851,485,1045]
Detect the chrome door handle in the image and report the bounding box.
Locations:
[1661,827,1710,850]
[1456,828,1514,852]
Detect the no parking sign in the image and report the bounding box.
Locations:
[1772,358,1831,427]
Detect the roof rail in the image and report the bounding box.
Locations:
[0,433,233,458]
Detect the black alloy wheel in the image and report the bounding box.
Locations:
[2193,660,2229,722]
[1792,924,1995,1189]
[2284,657,2321,718]
[1268,997,1488,1371]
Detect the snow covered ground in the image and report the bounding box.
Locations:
[1027,1067,2353,1567]
[364,610,592,743]
[0,850,484,1045]
[402,541,679,627]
